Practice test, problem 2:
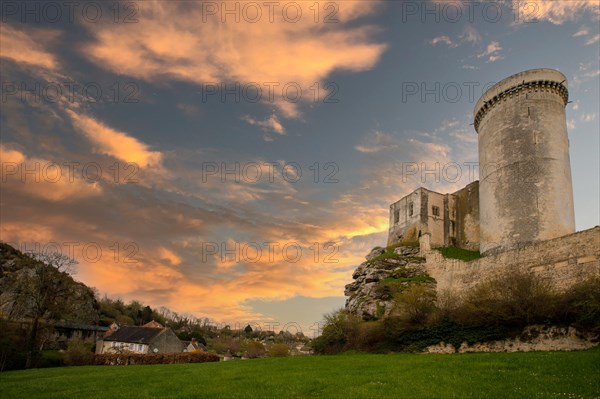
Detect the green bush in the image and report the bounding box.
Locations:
[347,321,385,352]
[37,351,65,368]
[65,340,95,366]
[242,340,265,358]
[453,270,556,327]
[394,284,437,327]
[312,309,360,354]
[268,344,290,357]
[556,277,600,330]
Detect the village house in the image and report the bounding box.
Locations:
[183,338,207,352]
[95,320,184,354]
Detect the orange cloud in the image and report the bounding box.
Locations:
[515,0,600,24]
[0,24,60,70]
[81,1,387,118]
[0,145,103,202]
[158,247,182,266]
[66,110,162,167]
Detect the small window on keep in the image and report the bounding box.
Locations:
[394,209,400,223]
[432,206,440,217]
[409,202,414,216]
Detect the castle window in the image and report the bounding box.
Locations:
[409,202,414,216]
[394,209,399,224]
[432,206,440,217]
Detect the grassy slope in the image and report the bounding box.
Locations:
[1,350,599,399]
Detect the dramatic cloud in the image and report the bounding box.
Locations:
[0,145,103,202]
[0,24,60,70]
[81,1,387,118]
[512,0,600,24]
[67,110,163,167]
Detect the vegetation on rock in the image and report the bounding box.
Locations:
[333,260,600,355]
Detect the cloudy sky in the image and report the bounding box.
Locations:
[1,0,599,334]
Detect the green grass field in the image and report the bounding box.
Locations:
[1,349,599,399]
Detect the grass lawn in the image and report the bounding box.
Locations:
[0,349,599,399]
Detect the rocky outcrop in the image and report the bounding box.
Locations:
[345,245,434,320]
[424,325,599,354]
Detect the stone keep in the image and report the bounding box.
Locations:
[474,69,575,254]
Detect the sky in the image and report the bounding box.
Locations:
[1,0,599,335]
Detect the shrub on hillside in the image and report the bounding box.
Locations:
[394,284,437,327]
[94,351,220,366]
[210,337,242,355]
[65,340,94,366]
[242,340,266,358]
[555,276,600,330]
[268,344,290,357]
[452,270,556,327]
[37,350,66,368]
[347,321,385,352]
[316,274,600,354]
[311,309,360,354]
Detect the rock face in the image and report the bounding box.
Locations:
[345,245,433,320]
[424,325,598,354]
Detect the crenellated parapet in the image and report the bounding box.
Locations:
[474,79,568,132]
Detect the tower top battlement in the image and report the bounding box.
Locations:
[474,68,568,132]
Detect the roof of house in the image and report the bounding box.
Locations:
[143,320,164,328]
[103,326,165,344]
[54,321,109,332]
[186,341,207,351]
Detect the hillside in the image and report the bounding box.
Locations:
[0,243,99,323]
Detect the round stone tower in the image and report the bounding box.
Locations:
[474,68,575,254]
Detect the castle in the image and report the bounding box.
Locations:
[388,69,578,256]
[346,69,598,325]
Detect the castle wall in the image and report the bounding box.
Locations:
[388,190,424,245]
[453,181,480,251]
[389,186,474,250]
[425,191,446,247]
[475,69,575,254]
[423,227,599,294]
